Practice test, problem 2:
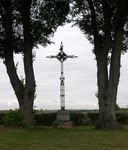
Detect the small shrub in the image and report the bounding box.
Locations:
[2,110,23,127]
[87,112,99,125]
[116,112,128,124]
[0,113,5,125]
[34,113,56,126]
[70,113,90,126]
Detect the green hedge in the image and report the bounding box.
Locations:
[70,112,90,126]
[87,112,128,125]
[34,112,89,126]
[2,110,23,127]
[34,113,56,126]
[87,112,99,125]
[0,113,5,125]
[1,110,128,127]
[116,112,128,124]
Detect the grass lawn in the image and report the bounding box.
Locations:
[0,126,128,150]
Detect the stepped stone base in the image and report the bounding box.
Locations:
[55,121,73,129]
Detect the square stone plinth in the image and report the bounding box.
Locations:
[54,110,73,128]
[56,110,70,122]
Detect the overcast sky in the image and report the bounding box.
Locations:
[0,23,128,110]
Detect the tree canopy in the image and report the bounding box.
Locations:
[71,0,128,54]
[0,0,70,57]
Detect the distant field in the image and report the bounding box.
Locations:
[0,126,128,150]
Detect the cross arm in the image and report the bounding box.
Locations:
[67,55,78,58]
[46,55,57,59]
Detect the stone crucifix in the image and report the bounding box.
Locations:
[46,42,77,111]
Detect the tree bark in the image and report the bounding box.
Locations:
[104,17,125,129]
[19,0,36,127]
[95,0,118,128]
[87,0,118,128]
[96,0,127,129]
[96,54,109,128]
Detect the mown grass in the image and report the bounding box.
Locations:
[0,126,128,150]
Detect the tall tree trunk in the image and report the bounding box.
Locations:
[96,54,109,128]
[19,0,36,127]
[96,0,127,128]
[96,51,120,129]
[95,0,117,128]
[87,0,115,128]
[104,20,124,129]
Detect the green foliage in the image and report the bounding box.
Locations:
[0,0,70,58]
[1,111,128,127]
[87,111,128,125]
[34,112,90,126]
[71,0,128,53]
[70,112,90,126]
[31,0,70,47]
[87,112,99,125]
[34,112,56,126]
[2,110,23,127]
[0,113,5,125]
[116,112,128,124]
